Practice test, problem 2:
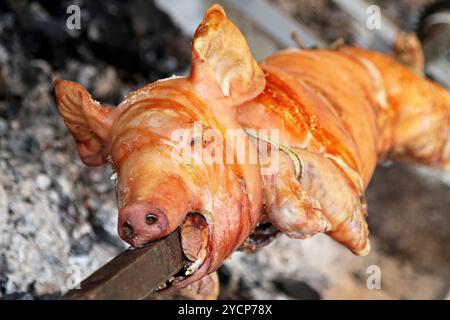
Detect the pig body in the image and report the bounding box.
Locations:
[240,47,450,255]
[55,5,450,293]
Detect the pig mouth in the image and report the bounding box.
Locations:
[156,211,210,291]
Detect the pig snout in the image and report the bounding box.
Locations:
[117,175,198,247]
[118,202,170,247]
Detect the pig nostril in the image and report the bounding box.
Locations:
[122,221,135,240]
[145,214,158,225]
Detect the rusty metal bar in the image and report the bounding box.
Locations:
[62,232,184,300]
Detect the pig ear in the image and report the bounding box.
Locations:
[189,5,265,105]
[55,79,115,166]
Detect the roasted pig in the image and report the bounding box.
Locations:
[55,5,450,296]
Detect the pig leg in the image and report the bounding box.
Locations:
[263,151,331,239]
[264,149,370,256]
[392,32,424,75]
[384,70,450,170]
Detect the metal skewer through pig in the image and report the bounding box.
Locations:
[55,5,450,295]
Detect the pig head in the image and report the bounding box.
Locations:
[55,5,265,288]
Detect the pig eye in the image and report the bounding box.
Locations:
[145,214,158,225]
[190,137,200,146]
